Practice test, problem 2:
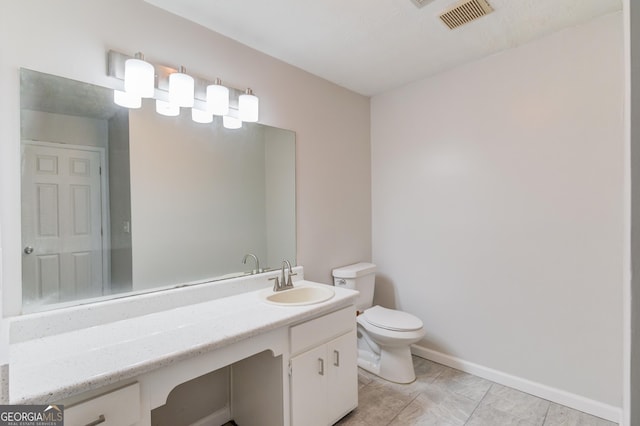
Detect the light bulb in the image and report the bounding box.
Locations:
[169,66,194,108]
[124,52,155,98]
[206,79,229,116]
[223,115,242,130]
[113,90,141,109]
[192,108,213,124]
[156,99,179,117]
[239,88,259,122]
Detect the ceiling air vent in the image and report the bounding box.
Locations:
[439,0,493,30]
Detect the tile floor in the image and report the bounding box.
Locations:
[335,356,617,426]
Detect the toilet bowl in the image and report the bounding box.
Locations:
[356,306,425,383]
[332,263,425,384]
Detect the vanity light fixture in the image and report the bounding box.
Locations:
[238,88,259,122]
[124,52,155,98]
[107,50,260,129]
[223,115,242,129]
[113,90,141,109]
[169,66,195,108]
[191,108,214,124]
[206,78,229,116]
[223,108,242,130]
[156,99,180,117]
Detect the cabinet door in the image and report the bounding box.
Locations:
[290,344,328,426]
[327,330,358,425]
[64,383,140,426]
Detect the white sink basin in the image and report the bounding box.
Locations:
[261,281,335,306]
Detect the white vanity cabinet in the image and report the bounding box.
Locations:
[289,306,358,426]
[63,383,141,426]
[325,331,358,423]
[10,272,361,426]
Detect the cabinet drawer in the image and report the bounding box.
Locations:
[65,383,140,426]
[290,306,356,355]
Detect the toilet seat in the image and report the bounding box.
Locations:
[362,306,423,332]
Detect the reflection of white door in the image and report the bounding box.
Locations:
[22,141,105,304]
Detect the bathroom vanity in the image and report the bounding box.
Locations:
[8,269,358,426]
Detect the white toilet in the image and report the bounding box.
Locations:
[332,262,425,384]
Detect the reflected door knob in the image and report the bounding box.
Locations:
[23,246,34,255]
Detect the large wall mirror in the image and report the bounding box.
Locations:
[20,69,296,313]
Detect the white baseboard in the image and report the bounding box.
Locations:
[189,406,232,426]
[411,344,622,424]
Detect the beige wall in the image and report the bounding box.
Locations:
[151,367,229,426]
[0,0,371,321]
[107,109,133,294]
[128,104,268,289]
[21,110,108,148]
[372,11,624,413]
[265,127,297,269]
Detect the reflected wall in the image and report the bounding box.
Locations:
[129,102,296,290]
[20,69,296,311]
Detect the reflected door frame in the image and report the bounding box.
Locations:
[21,140,111,309]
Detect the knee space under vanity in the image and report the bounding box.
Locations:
[151,351,283,426]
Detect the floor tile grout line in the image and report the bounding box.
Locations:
[462,382,494,426]
[540,401,551,426]
[383,358,434,426]
[429,363,447,383]
[385,392,422,426]
[348,361,615,426]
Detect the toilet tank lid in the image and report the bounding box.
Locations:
[332,262,376,278]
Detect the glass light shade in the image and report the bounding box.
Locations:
[113,90,141,109]
[192,108,213,124]
[206,83,229,116]
[124,56,155,98]
[239,90,259,122]
[223,115,242,130]
[156,99,180,117]
[169,69,194,108]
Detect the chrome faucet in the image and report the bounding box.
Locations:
[242,253,261,274]
[281,260,296,289]
[269,260,296,292]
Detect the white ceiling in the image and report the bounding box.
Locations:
[144,0,621,96]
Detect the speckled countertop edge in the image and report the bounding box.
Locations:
[10,284,358,404]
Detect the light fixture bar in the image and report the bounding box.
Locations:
[108,50,259,123]
[107,50,247,105]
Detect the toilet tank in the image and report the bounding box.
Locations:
[332,262,376,311]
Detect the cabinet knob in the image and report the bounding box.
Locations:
[318,358,324,376]
[334,350,340,367]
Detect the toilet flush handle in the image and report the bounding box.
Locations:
[336,279,346,286]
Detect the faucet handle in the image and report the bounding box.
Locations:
[286,272,297,288]
[269,276,280,291]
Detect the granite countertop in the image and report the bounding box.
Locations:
[10,281,358,404]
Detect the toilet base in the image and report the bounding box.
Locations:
[357,344,416,384]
